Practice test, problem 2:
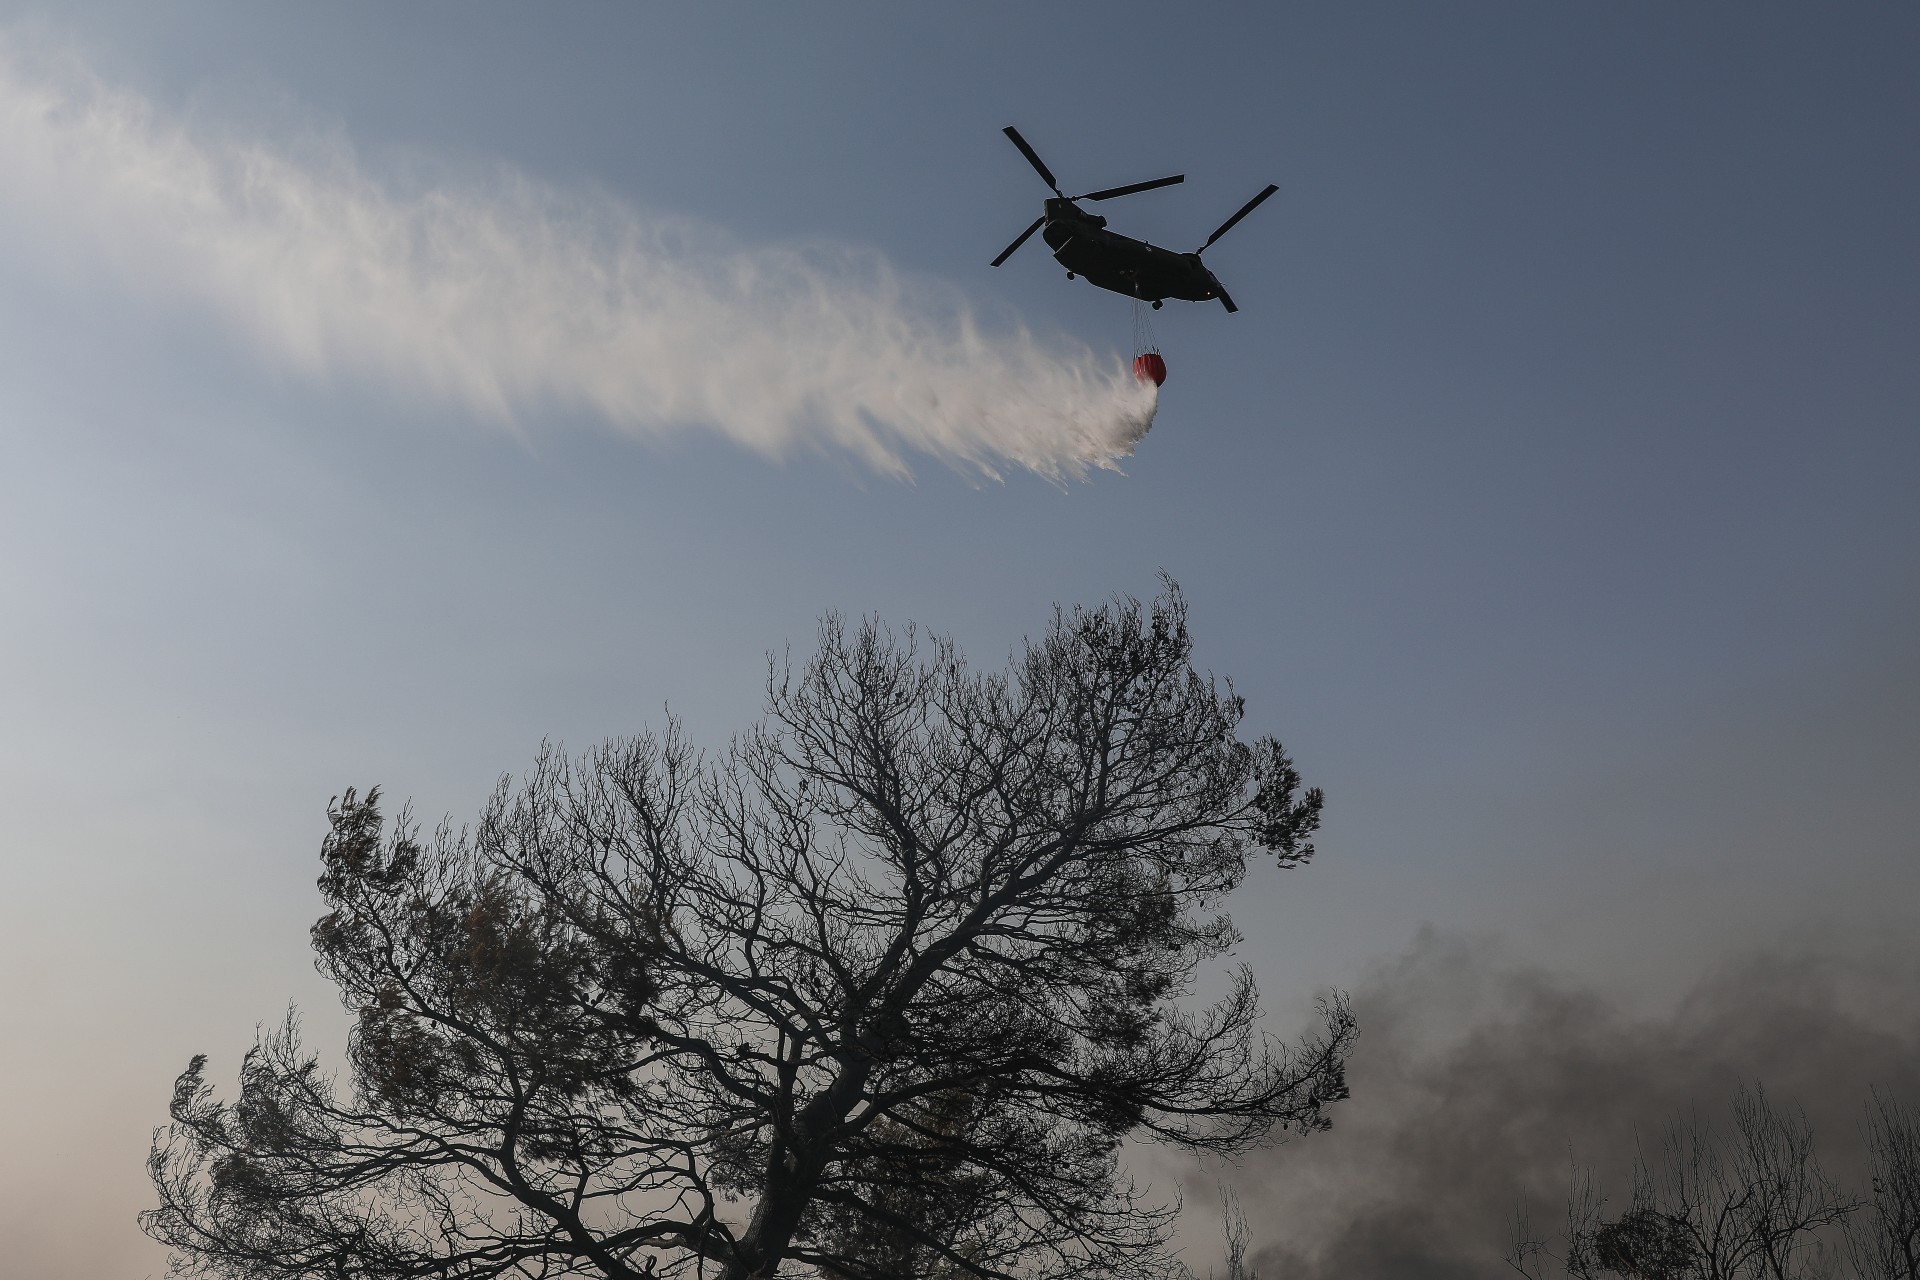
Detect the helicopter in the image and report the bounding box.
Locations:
[990,126,1278,313]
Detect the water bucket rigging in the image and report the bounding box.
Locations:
[1131,299,1167,386]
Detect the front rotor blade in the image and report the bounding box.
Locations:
[1002,126,1062,195]
[1215,287,1239,314]
[1199,183,1279,252]
[1077,174,1184,202]
[990,216,1046,267]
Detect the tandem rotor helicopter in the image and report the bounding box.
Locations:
[990,126,1278,313]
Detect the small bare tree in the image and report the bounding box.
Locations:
[1849,1091,1920,1279]
[1213,1189,1256,1280]
[145,585,1353,1280]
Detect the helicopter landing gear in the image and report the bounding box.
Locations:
[1151,300,1163,310]
[1066,272,1076,280]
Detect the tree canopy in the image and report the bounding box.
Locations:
[146,585,1353,1280]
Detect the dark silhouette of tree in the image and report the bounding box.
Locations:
[1212,1190,1256,1280]
[145,585,1353,1280]
[1509,1087,1856,1280]
[1850,1091,1920,1279]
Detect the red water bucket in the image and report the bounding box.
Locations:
[1132,352,1167,386]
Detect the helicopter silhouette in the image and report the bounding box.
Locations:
[990,126,1278,313]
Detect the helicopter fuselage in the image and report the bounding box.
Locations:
[1039,200,1223,306]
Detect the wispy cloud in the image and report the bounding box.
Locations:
[0,38,1156,479]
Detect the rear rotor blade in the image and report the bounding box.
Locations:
[1198,183,1279,252]
[990,216,1046,267]
[1215,287,1239,314]
[1077,174,1184,202]
[1002,126,1063,196]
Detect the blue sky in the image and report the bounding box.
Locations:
[0,5,1915,1275]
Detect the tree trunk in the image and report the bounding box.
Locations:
[727,1056,874,1278]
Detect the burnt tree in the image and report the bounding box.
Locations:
[1509,1087,1857,1280]
[146,586,1352,1280]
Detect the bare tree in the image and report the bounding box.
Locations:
[1509,1088,1855,1280]
[1849,1091,1920,1279]
[145,585,1354,1280]
[1213,1189,1256,1280]
[1509,1167,1610,1280]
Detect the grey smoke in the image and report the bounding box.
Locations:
[0,35,1157,480]
[1210,929,1920,1280]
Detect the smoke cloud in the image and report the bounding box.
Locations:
[0,39,1156,480]
[1203,930,1920,1279]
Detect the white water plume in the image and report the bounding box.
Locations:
[0,40,1156,480]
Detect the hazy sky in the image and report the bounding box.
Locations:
[0,6,1915,1276]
